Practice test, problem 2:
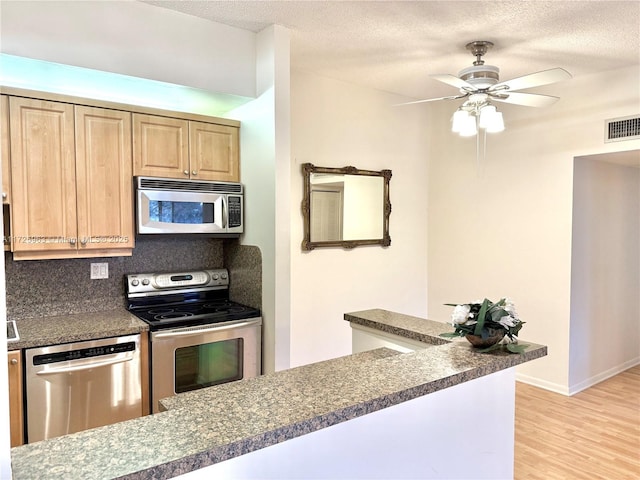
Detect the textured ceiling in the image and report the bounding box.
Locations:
[142,1,640,100]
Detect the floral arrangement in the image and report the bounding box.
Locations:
[440,298,527,353]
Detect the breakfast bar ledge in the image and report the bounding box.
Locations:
[10,309,546,479]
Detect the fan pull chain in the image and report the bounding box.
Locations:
[475,127,488,176]
[482,129,487,173]
[476,130,481,173]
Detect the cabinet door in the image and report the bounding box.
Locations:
[133,114,189,179]
[1,95,10,204]
[10,97,77,253]
[75,106,135,250]
[8,350,24,447]
[189,121,239,182]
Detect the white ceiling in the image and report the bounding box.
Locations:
[141,0,640,100]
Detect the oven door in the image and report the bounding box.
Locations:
[149,318,261,413]
[137,188,227,234]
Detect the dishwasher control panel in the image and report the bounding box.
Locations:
[33,341,136,365]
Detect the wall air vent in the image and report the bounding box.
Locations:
[605,115,640,143]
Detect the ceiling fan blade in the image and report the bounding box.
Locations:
[490,68,572,92]
[394,94,468,107]
[490,91,560,107]
[430,74,477,91]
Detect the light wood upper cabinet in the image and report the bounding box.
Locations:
[133,113,239,182]
[75,106,134,250]
[8,350,24,447]
[1,95,10,204]
[133,113,189,179]
[9,97,134,259]
[10,97,78,255]
[190,121,239,182]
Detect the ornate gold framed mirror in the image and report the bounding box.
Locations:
[301,163,392,251]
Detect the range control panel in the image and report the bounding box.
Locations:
[126,269,229,296]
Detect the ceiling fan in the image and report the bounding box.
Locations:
[399,41,572,135]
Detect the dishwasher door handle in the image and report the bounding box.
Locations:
[153,320,261,339]
[35,354,135,375]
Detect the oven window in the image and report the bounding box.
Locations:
[149,200,215,224]
[174,339,243,394]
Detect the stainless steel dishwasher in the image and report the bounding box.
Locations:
[25,334,143,442]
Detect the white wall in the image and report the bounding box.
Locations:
[230,25,291,373]
[0,0,256,98]
[569,155,640,393]
[289,71,430,367]
[427,65,640,393]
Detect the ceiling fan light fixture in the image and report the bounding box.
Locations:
[478,104,505,132]
[485,111,505,133]
[406,40,570,140]
[451,109,469,133]
[478,104,497,129]
[459,114,478,137]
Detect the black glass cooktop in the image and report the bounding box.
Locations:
[129,298,260,330]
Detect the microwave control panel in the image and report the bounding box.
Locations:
[228,196,242,228]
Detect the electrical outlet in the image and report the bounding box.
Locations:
[90,262,109,279]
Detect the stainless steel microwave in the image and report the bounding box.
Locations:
[135,176,243,235]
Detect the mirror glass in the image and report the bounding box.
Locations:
[301,163,391,250]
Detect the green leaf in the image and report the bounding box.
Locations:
[511,322,524,336]
[439,332,463,338]
[506,343,529,354]
[476,343,503,353]
[474,299,490,335]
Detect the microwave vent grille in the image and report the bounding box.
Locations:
[137,177,242,194]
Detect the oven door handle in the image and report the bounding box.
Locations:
[152,320,261,339]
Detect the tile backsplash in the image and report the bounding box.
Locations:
[4,237,261,320]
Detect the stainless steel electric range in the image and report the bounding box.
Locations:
[125,268,262,413]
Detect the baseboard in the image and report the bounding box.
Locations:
[516,357,640,396]
[567,357,640,396]
[516,372,570,395]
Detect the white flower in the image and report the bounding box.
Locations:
[502,335,518,344]
[498,315,518,328]
[504,298,518,319]
[451,304,471,325]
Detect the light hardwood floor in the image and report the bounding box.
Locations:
[514,365,640,479]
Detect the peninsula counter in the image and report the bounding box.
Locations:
[10,309,546,479]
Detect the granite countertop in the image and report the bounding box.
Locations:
[10,309,546,479]
[345,308,456,345]
[7,309,149,351]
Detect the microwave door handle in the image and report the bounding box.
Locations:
[222,196,227,228]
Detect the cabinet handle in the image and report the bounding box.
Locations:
[183,170,189,176]
[80,238,87,246]
[2,192,6,200]
[192,171,198,176]
[10,358,18,365]
[69,238,76,246]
